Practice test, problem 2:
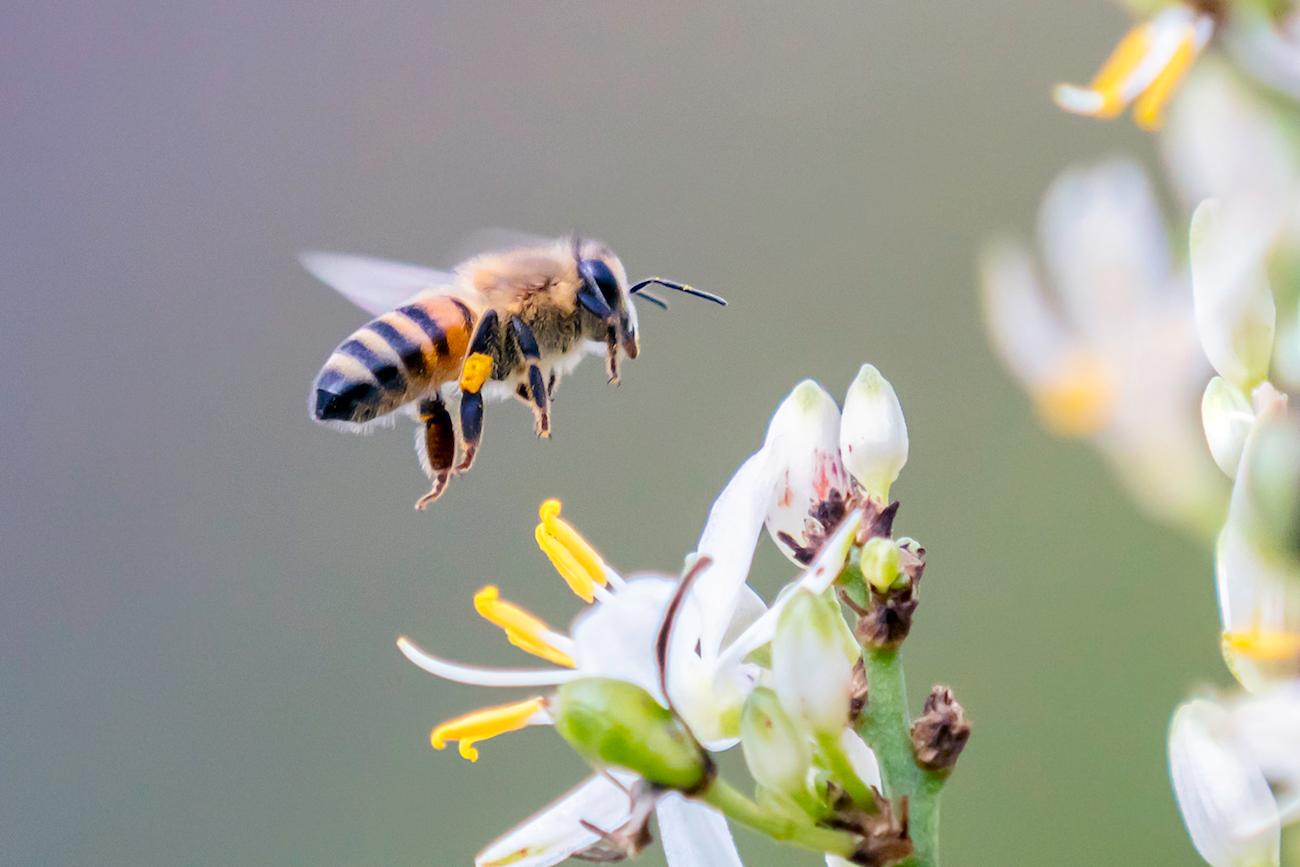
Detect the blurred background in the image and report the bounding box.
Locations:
[2,2,1228,864]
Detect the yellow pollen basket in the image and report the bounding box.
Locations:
[473,585,575,668]
[1222,628,1300,663]
[534,499,608,603]
[1032,352,1114,438]
[460,352,494,394]
[430,696,546,762]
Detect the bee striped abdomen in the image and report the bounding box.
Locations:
[313,295,477,425]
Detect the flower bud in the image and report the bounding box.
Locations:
[772,591,858,736]
[860,537,903,594]
[1237,414,1300,564]
[552,678,709,792]
[840,364,909,501]
[1190,199,1276,391]
[764,380,852,564]
[1202,377,1255,478]
[740,687,812,797]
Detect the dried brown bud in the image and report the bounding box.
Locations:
[858,592,919,649]
[573,779,656,863]
[910,686,971,774]
[857,499,900,544]
[831,790,913,867]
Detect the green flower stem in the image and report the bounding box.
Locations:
[816,731,878,813]
[699,777,860,858]
[859,645,945,867]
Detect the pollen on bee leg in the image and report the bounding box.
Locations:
[534,499,619,602]
[473,585,576,668]
[460,352,494,394]
[430,696,549,762]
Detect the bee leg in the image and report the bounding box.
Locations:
[508,316,551,438]
[414,397,455,510]
[547,371,558,400]
[457,310,499,474]
[604,326,620,386]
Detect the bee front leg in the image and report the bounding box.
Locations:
[414,397,455,510]
[604,326,620,385]
[457,310,499,474]
[507,316,550,438]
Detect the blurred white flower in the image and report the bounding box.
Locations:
[1190,199,1277,393]
[981,159,1224,531]
[1202,376,1257,478]
[764,368,908,565]
[1222,7,1300,102]
[1054,3,1214,130]
[1169,697,1282,867]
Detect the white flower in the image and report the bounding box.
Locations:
[771,589,859,737]
[1169,698,1281,867]
[764,368,908,565]
[1190,199,1277,394]
[981,159,1224,530]
[1221,8,1300,104]
[1202,377,1257,478]
[1054,3,1214,131]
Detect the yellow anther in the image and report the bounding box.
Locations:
[430,697,546,762]
[1032,351,1114,438]
[1222,629,1300,663]
[534,499,607,603]
[1132,25,1198,131]
[473,585,575,668]
[1088,20,1152,118]
[460,352,494,394]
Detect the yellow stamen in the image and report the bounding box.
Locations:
[473,585,576,668]
[1032,351,1114,438]
[1132,25,1198,131]
[534,499,608,603]
[1222,628,1300,662]
[460,352,494,394]
[430,697,546,762]
[1087,20,1153,117]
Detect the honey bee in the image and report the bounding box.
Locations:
[304,234,726,509]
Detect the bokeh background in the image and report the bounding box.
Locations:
[3,2,1228,864]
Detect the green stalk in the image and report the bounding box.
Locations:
[859,645,945,867]
[698,777,860,858]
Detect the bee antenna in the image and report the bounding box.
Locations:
[628,278,727,307]
[635,291,670,311]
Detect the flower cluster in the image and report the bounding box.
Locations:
[397,365,968,866]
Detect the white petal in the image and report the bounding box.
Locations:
[839,364,909,499]
[476,773,637,867]
[764,381,853,565]
[772,590,856,735]
[978,238,1069,389]
[570,575,677,700]
[1169,699,1280,867]
[1190,199,1277,390]
[826,857,855,867]
[1038,159,1171,344]
[693,447,780,659]
[1202,377,1256,478]
[396,637,578,687]
[839,728,883,790]
[718,512,862,673]
[1215,524,1300,693]
[1230,685,1300,787]
[656,794,742,867]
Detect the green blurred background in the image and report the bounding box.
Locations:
[2,2,1227,864]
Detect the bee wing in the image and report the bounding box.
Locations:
[299,250,466,316]
[444,227,558,263]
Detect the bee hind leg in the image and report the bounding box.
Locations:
[414,397,456,510]
[507,316,551,439]
[456,311,499,474]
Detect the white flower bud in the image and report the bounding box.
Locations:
[1168,699,1281,867]
[764,380,852,564]
[840,364,909,501]
[1190,199,1277,391]
[740,687,812,798]
[1202,377,1255,478]
[772,590,858,736]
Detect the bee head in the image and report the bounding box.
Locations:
[573,237,640,360]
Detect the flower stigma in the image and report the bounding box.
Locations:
[430,696,548,762]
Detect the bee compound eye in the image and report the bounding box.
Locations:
[581,259,620,306]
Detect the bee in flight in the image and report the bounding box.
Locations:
[303,234,726,509]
